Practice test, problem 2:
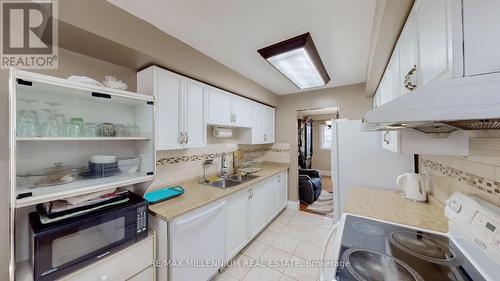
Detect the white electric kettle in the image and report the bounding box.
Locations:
[397,173,427,202]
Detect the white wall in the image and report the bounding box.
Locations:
[275,83,373,201]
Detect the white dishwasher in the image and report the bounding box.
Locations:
[169,200,226,281]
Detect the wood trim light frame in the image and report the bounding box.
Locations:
[258,33,330,89]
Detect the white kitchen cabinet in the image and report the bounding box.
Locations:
[387,55,401,101]
[207,87,253,127]
[184,79,207,148]
[59,233,155,281]
[226,188,250,260]
[274,172,288,215]
[264,105,276,143]
[250,102,275,144]
[398,13,419,95]
[463,0,500,76]
[207,87,232,126]
[137,66,207,150]
[416,0,461,85]
[249,178,276,237]
[128,267,155,281]
[382,131,401,154]
[231,95,253,127]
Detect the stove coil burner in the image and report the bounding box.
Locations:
[352,221,384,236]
[344,248,424,281]
[389,231,456,265]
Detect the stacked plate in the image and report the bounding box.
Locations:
[117,157,141,173]
[81,155,121,178]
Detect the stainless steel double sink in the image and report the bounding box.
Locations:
[202,174,260,189]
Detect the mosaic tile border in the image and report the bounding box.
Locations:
[157,152,233,166]
[156,146,290,166]
[421,158,500,197]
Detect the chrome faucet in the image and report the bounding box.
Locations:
[219,153,229,178]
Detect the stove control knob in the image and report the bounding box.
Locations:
[446,199,461,213]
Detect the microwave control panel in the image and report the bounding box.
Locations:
[137,205,148,233]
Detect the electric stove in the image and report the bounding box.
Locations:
[320,192,500,281]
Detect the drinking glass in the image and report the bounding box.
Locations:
[68,118,84,137]
[115,124,129,137]
[84,122,99,137]
[41,109,60,137]
[17,98,40,137]
[54,113,66,137]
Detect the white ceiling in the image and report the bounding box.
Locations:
[109,0,376,95]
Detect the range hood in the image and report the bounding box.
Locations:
[362,73,500,136]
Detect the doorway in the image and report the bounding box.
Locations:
[296,107,338,217]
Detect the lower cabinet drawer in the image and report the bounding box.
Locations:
[127,267,154,281]
[59,235,154,281]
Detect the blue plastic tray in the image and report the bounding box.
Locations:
[144,186,184,204]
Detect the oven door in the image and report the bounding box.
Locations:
[320,215,346,281]
[33,206,138,281]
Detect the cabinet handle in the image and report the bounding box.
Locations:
[383,131,390,145]
[186,132,189,144]
[404,65,417,91]
[180,132,184,144]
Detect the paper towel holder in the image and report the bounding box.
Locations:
[213,126,233,138]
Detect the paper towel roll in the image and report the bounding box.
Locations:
[213,127,233,138]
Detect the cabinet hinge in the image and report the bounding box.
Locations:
[16,79,32,86]
[91,92,112,99]
[147,101,154,105]
[17,192,32,199]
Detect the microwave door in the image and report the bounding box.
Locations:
[32,207,138,281]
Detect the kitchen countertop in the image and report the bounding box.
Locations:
[345,186,448,233]
[148,162,289,221]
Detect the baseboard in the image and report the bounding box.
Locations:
[319,170,331,176]
[287,200,299,210]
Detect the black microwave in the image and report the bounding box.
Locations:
[29,192,148,281]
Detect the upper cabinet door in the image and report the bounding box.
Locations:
[207,88,232,126]
[387,55,401,102]
[184,79,206,148]
[251,103,265,144]
[398,14,419,95]
[230,95,252,127]
[463,0,500,76]
[417,0,453,85]
[155,68,184,150]
[264,106,275,143]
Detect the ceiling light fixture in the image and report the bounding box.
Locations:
[257,33,330,89]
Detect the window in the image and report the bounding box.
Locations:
[320,124,332,149]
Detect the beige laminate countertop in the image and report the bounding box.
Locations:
[345,186,448,233]
[148,162,289,221]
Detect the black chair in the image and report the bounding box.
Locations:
[298,169,322,204]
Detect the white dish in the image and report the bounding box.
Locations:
[90,154,116,164]
[67,75,104,87]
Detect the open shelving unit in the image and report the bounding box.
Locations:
[17,136,153,141]
[9,70,156,280]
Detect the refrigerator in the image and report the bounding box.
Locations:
[331,119,414,221]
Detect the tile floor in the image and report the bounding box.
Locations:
[212,209,334,281]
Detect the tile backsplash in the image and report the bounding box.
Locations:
[153,143,290,185]
[420,138,500,207]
